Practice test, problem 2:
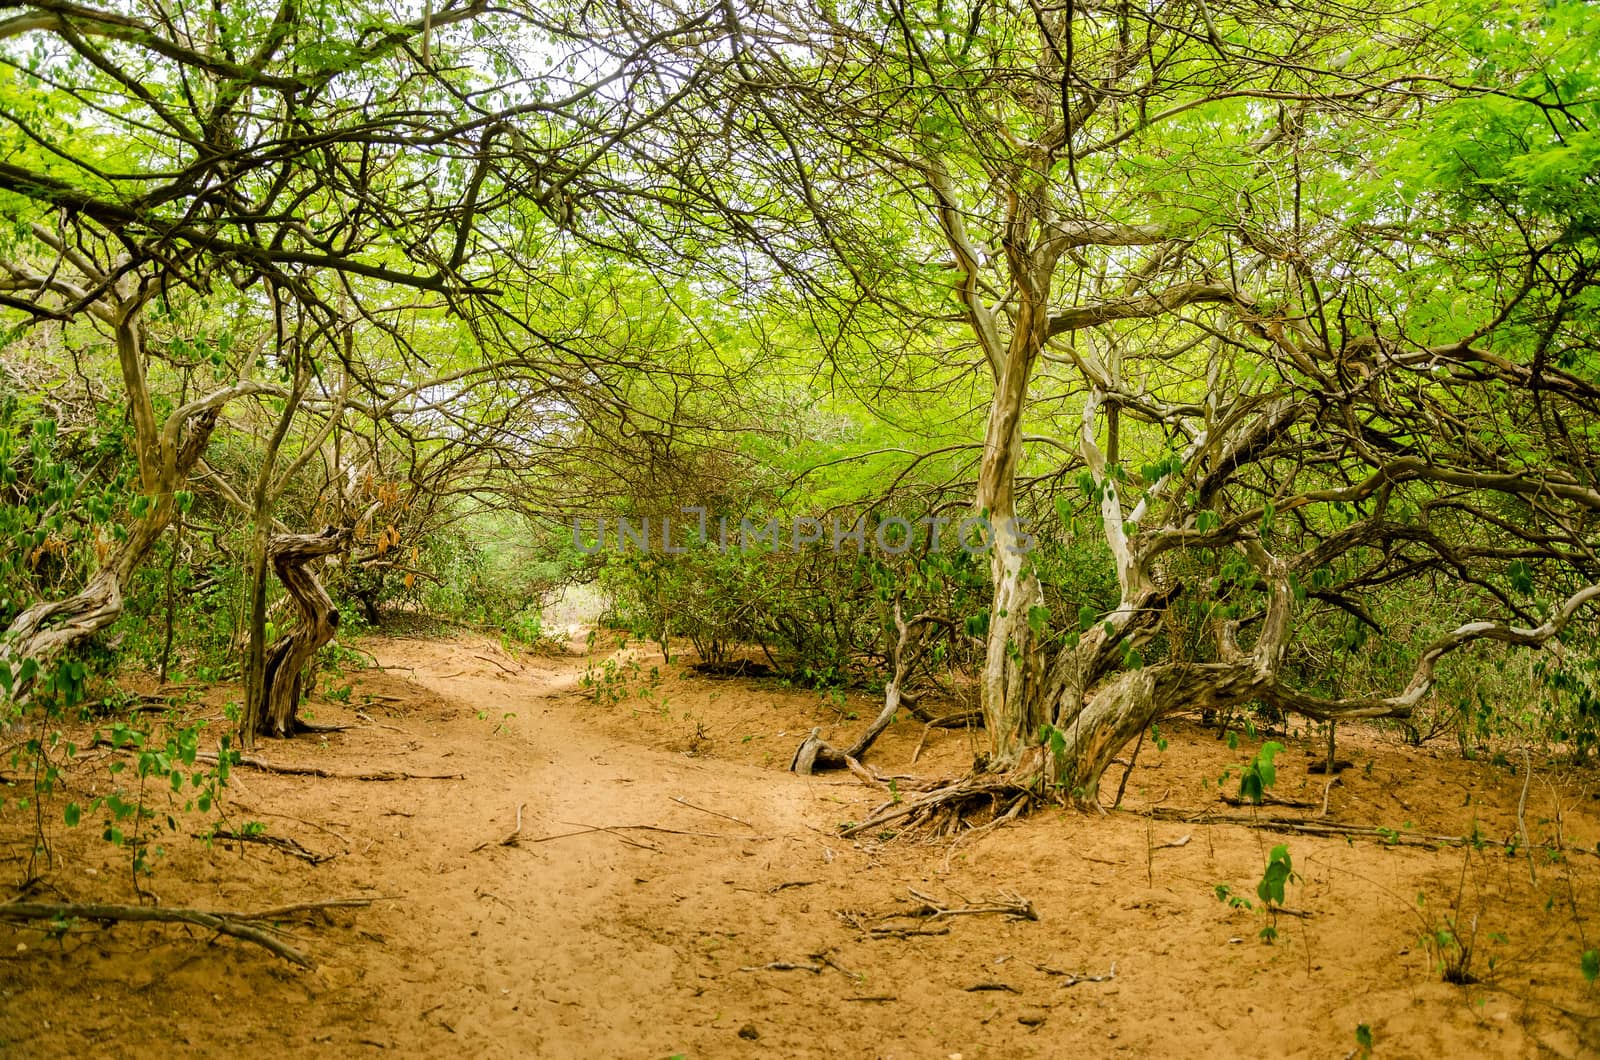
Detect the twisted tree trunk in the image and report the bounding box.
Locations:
[251,528,349,738]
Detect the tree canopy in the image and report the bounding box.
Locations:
[0,0,1597,801]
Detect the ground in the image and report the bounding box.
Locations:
[2,630,1598,1058]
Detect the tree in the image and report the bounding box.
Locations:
[647,0,1600,811]
[0,0,738,737]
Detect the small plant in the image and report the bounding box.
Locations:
[1413,851,1485,985]
[1256,843,1295,942]
[1214,883,1253,911]
[1580,948,1597,984]
[1354,1023,1374,1058]
[1418,893,1479,984]
[1239,741,1284,804]
[1214,843,1298,943]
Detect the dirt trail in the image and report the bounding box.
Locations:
[3,633,1599,1057]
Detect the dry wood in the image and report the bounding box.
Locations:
[837,910,952,938]
[903,887,1038,922]
[202,828,333,864]
[839,887,1037,941]
[966,982,1022,993]
[474,653,520,675]
[254,528,349,737]
[739,961,822,973]
[669,796,755,830]
[193,750,464,782]
[0,897,372,968]
[789,600,936,774]
[232,897,378,918]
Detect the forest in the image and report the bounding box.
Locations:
[0,0,1598,1054]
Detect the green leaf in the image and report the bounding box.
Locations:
[1257,844,1293,906]
[63,801,80,827]
[1583,948,1599,983]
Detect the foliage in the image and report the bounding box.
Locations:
[1213,842,1299,945]
[1239,743,1286,806]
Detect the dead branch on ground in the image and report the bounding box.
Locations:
[0,896,376,968]
[201,828,333,864]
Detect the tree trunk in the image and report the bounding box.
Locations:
[973,291,1053,769]
[250,528,348,739]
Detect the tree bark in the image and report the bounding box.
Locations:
[251,528,349,739]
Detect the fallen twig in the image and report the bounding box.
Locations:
[1219,793,1319,809]
[812,950,861,980]
[230,897,379,919]
[533,822,766,845]
[1046,962,1116,987]
[536,824,661,852]
[474,653,519,675]
[837,910,951,938]
[669,796,755,830]
[740,961,823,973]
[965,982,1021,993]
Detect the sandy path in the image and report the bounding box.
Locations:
[333,636,847,1057]
[3,631,1598,1057]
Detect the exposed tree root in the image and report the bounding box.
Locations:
[0,896,375,968]
[201,828,334,864]
[838,885,1037,939]
[193,751,465,782]
[840,774,1044,838]
[91,741,467,781]
[1136,806,1598,856]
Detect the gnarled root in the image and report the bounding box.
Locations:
[841,769,1046,838]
